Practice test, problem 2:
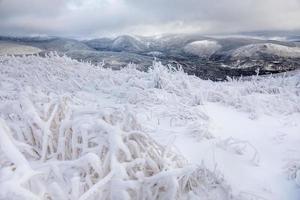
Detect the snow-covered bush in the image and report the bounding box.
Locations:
[0,55,231,200]
[0,98,230,199]
[285,160,300,187]
[0,54,299,199]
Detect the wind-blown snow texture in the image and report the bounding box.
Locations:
[0,54,300,200]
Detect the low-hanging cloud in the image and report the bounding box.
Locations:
[0,0,299,38]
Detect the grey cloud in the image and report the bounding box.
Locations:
[0,0,299,37]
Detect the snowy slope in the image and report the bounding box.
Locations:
[111,35,147,52]
[183,40,222,57]
[232,43,300,58]
[0,55,300,200]
[0,42,42,55]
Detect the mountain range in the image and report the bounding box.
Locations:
[1,33,300,80]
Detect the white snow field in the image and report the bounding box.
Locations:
[183,40,222,57]
[0,42,42,55]
[232,43,300,58]
[0,54,299,200]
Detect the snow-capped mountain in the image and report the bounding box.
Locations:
[183,40,222,57]
[231,43,300,58]
[1,33,300,80]
[0,36,92,53]
[0,41,42,55]
[111,35,147,52]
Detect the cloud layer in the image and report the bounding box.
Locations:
[0,0,300,38]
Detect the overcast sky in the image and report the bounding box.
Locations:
[0,0,300,38]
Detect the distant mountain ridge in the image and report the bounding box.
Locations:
[1,33,300,80]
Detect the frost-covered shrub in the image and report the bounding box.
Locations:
[0,54,299,199]
[0,94,230,200]
[285,160,300,187]
[0,55,232,200]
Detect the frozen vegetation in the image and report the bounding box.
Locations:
[0,54,300,200]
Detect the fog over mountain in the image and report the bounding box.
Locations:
[0,0,300,37]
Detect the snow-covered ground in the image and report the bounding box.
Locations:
[183,40,222,57]
[0,42,42,55]
[0,54,299,200]
[232,43,300,58]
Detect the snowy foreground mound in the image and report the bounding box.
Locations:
[0,55,300,200]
